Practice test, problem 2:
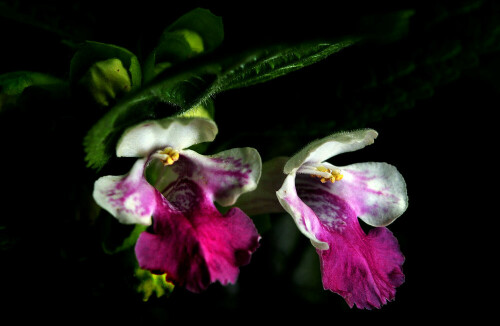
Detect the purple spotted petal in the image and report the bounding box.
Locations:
[296,175,405,309]
[93,159,156,225]
[168,148,261,206]
[328,162,408,227]
[135,179,260,292]
[276,174,329,250]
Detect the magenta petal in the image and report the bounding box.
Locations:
[318,226,404,309]
[297,179,404,309]
[196,206,260,285]
[134,191,209,292]
[135,179,259,292]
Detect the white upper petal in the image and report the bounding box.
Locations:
[284,129,378,174]
[116,117,218,157]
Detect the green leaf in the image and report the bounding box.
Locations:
[84,37,357,170]
[218,39,357,91]
[0,71,65,112]
[0,71,64,96]
[69,41,141,90]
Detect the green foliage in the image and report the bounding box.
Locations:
[0,71,63,95]
[0,71,65,111]
[212,39,357,91]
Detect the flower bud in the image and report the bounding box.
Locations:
[174,29,204,54]
[79,58,131,106]
[152,29,205,78]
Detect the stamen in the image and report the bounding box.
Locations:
[311,166,343,184]
[155,147,180,166]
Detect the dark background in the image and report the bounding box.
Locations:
[1,0,496,322]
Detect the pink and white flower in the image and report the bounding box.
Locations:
[276,129,408,309]
[93,117,261,292]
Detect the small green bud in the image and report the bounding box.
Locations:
[79,58,131,106]
[151,30,204,78]
[174,29,204,54]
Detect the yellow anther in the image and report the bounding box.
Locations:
[156,147,180,166]
[170,151,179,161]
[316,166,329,173]
[312,166,343,184]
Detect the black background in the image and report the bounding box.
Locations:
[1,0,496,322]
